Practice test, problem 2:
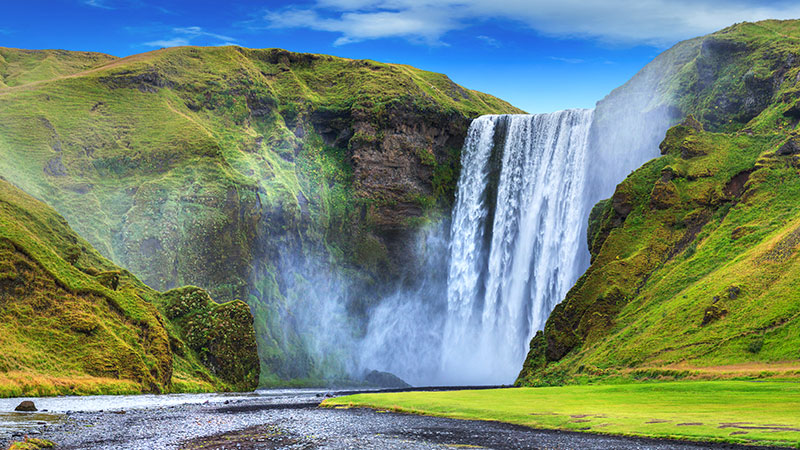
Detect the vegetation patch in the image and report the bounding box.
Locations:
[4,438,56,450]
[325,381,800,448]
[0,179,258,396]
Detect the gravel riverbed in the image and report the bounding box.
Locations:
[0,390,792,449]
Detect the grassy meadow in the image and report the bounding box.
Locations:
[325,381,800,447]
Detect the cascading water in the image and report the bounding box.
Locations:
[441,110,594,384]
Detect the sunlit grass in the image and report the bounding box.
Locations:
[325,381,800,447]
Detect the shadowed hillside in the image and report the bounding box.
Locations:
[0,177,258,396]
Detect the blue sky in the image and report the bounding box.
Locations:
[2,1,800,112]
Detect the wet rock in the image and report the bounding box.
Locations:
[364,370,411,388]
[777,137,800,155]
[783,100,800,119]
[15,400,37,412]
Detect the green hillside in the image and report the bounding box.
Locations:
[0,177,258,396]
[0,47,117,88]
[0,45,521,385]
[519,20,800,385]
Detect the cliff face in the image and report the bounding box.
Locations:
[0,178,258,396]
[0,46,521,384]
[518,20,800,386]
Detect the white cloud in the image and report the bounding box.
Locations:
[477,35,500,48]
[143,26,237,48]
[264,0,800,47]
[265,6,457,45]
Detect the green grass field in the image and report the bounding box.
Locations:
[324,381,800,447]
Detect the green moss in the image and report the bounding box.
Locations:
[5,437,56,450]
[0,178,257,396]
[161,286,259,391]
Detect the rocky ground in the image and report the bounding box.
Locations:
[0,391,793,449]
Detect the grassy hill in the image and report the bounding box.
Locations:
[0,47,117,88]
[0,177,258,396]
[518,20,800,385]
[0,45,521,385]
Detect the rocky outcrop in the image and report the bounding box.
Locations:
[163,287,260,391]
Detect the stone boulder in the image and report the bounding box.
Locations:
[15,400,37,412]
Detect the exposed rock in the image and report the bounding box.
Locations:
[587,199,612,261]
[783,100,800,119]
[611,187,633,221]
[15,400,37,412]
[682,114,704,132]
[364,370,411,388]
[43,155,68,176]
[723,169,753,198]
[777,137,800,155]
[650,180,678,210]
[728,285,741,299]
[701,304,727,326]
[660,166,678,182]
[99,69,173,93]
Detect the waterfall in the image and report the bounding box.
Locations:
[441,110,594,385]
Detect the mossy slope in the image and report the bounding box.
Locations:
[0,178,258,396]
[0,47,116,88]
[519,19,800,385]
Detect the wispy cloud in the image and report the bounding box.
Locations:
[143,26,237,48]
[549,56,585,64]
[143,37,190,47]
[476,35,500,48]
[264,0,800,47]
[0,28,11,35]
[84,0,114,9]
